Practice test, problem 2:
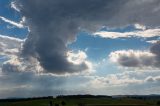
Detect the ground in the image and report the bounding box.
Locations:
[0,97,160,106]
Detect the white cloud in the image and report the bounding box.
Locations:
[145,76,160,82]
[0,34,24,56]
[94,28,160,39]
[109,50,156,68]
[0,16,25,28]
[11,1,20,12]
[0,34,43,73]
[134,23,146,30]
[0,34,93,75]
[108,41,160,69]
[85,68,160,94]
[67,51,87,65]
[90,74,142,88]
[67,51,94,74]
[146,40,160,44]
[86,70,160,95]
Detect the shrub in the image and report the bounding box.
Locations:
[157,101,160,105]
[78,103,85,106]
[55,103,59,106]
[61,101,66,106]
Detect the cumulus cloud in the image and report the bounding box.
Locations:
[0,35,23,56]
[67,51,93,74]
[109,50,156,68]
[1,0,160,97]
[0,34,91,75]
[10,0,159,73]
[0,34,43,73]
[109,41,160,69]
[10,0,160,74]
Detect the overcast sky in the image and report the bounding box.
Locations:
[0,0,160,98]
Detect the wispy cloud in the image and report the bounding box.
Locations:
[0,34,23,56]
[146,40,160,44]
[94,28,160,39]
[11,1,20,12]
[145,76,160,82]
[0,34,43,74]
[0,16,25,28]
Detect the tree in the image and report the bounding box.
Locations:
[49,101,53,106]
[61,101,66,106]
[157,101,160,105]
[55,103,59,106]
[78,103,85,106]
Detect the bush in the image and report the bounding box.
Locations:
[61,101,66,106]
[157,101,160,105]
[55,103,59,106]
[49,101,53,106]
[78,103,85,106]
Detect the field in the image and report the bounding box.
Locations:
[0,97,160,106]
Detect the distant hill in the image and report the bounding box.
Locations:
[112,94,160,99]
[57,94,112,99]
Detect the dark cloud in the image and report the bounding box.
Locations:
[150,41,160,56]
[145,76,160,82]
[0,66,66,98]
[110,41,160,69]
[0,63,91,98]
[14,0,160,74]
[150,41,160,67]
[109,0,160,27]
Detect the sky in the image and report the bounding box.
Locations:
[0,0,160,98]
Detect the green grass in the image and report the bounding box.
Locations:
[0,98,159,106]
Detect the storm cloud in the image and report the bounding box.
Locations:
[13,0,160,74]
[0,70,66,98]
[1,0,160,97]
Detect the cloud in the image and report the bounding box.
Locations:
[109,50,156,68]
[0,34,92,75]
[0,70,66,98]
[11,1,20,12]
[134,24,146,30]
[150,41,160,56]
[109,41,160,69]
[67,51,93,74]
[146,40,160,44]
[0,36,90,97]
[0,34,23,56]
[0,16,25,28]
[11,0,160,74]
[86,69,160,95]
[94,28,160,39]
[1,0,160,97]
[0,34,44,73]
[145,76,160,82]
[90,74,142,87]
[67,51,87,65]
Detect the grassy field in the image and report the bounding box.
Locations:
[0,97,160,106]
